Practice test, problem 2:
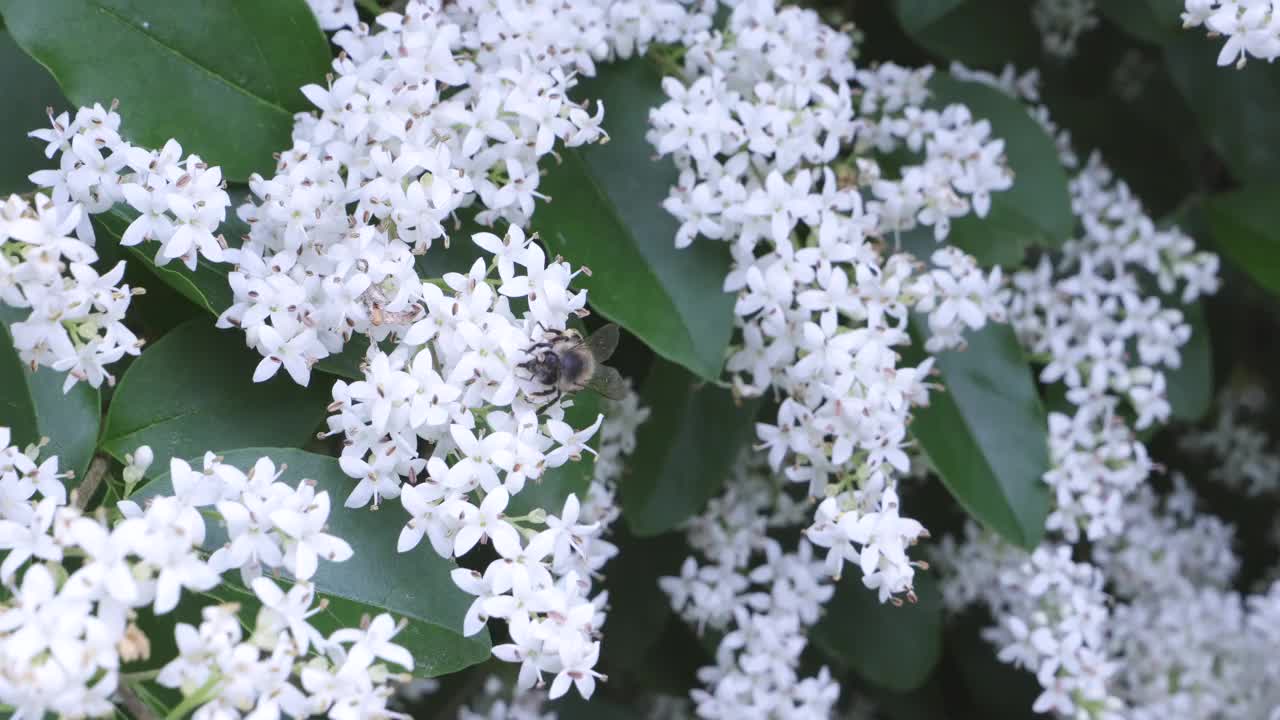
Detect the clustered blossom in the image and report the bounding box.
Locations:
[659,455,839,719]
[221,0,709,383]
[1012,152,1218,542]
[1094,424,1280,718]
[29,103,231,271]
[0,435,413,719]
[3,102,234,392]
[1182,0,1280,68]
[936,64,1225,720]
[648,0,1011,608]
[1032,0,1099,59]
[1179,384,1280,496]
[428,384,647,699]
[938,532,1124,718]
[0,192,138,391]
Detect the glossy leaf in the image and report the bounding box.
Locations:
[812,572,943,692]
[0,307,101,481]
[1099,1,1182,45]
[100,318,330,469]
[905,72,1073,267]
[893,0,1038,68]
[0,30,66,195]
[533,58,736,381]
[138,448,491,677]
[0,0,330,181]
[621,360,761,536]
[1167,299,1212,422]
[1204,185,1280,296]
[908,321,1051,549]
[1166,32,1280,184]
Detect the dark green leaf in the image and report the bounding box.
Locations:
[138,448,491,677]
[1166,32,1280,184]
[0,306,101,480]
[0,0,330,181]
[1204,185,1280,296]
[1168,299,1212,422]
[507,391,600,516]
[314,338,368,381]
[0,30,66,195]
[533,58,736,381]
[907,72,1073,267]
[893,0,1038,68]
[100,317,330,470]
[907,321,1051,549]
[812,572,943,692]
[621,360,760,536]
[1099,1,1182,45]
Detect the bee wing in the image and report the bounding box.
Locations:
[585,364,628,401]
[583,323,620,363]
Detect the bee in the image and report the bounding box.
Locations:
[520,323,627,408]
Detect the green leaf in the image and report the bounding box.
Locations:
[1165,32,1280,184]
[812,572,943,692]
[1099,1,1182,45]
[621,360,761,536]
[907,321,1051,549]
[507,391,601,517]
[0,0,330,181]
[1204,185,1280,296]
[0,307,101,480]
[137,448,491,677]
[906,72,1073,267]
[0,29,66,195]
[893,0,1038,68]
[533,58,736,381]
[100,317,330,470]
[1167,299,1212,422]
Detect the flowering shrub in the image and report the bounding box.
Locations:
[2,0,1280,718]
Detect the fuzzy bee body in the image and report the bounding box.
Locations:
[520,324,626,408]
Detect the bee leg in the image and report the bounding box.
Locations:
[535,387,562,415]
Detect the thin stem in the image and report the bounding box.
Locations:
[164,674,221,720]
[356,0,383,16]
[73,455,110,511]
[117,683,161,720]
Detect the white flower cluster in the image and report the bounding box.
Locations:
[1179,384,1280,496]
[936,64,1227,720]
[0,435,414,719]
[29,104,231,271]
[224,0,710,382]
[1182,0,1280,68]
[659,455,839,719]
[395,384,646,700]
[1097,480,1280,719]
[4,103,224,392]
[0,192,138,391]
[648,0,1012,602]
[938,530,1124,718]
[1012,153,1219,541]
[1032,0,1099,59]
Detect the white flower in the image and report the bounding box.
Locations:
[270,483,353,580]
